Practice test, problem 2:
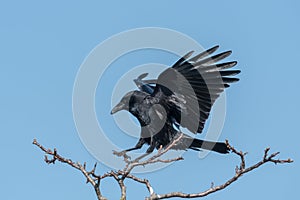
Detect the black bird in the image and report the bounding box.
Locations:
[111,45,240,155]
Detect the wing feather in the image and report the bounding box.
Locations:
[152,46,240,133]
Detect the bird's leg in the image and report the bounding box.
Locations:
[113,138,145,159]
[146,144,155,153]
[131,140,155,163]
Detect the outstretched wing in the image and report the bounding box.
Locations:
[151,45,240,134]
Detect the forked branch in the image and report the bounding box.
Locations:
[33,138,293,200]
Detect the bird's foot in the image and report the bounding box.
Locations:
[113,150,131,160]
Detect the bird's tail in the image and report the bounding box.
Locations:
[190,138,229,154]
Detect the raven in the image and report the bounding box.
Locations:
[111,45,240,155]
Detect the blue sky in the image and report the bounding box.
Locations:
[1,0,299,199]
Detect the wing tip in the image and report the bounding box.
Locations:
[137,73,149,80]
[184,51,195,59]
[223,50,232,56]
[210,45,220,51]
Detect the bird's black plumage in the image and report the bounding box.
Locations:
[111,45,240,154]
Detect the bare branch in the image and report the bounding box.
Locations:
[122,134,185,178]
[33,139,106,200]
[147,140,293,200]
[33,138,293,200]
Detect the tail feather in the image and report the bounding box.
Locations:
[190,138,229,154]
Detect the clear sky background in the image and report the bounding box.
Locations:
[1,0,299,199]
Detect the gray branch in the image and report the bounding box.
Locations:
[33,137,293,200]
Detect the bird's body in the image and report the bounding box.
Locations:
[111,45,240,154]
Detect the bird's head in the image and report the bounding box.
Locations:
[111,92,132,114]
[111,91,146,115]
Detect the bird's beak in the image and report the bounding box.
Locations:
[111,102,125,115]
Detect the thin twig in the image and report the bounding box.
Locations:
[33,139,106,200]
[122,134,184,178]
[33,138,293,200]
[147,141,293,199]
